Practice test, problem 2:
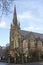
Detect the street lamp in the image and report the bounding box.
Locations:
[25,54,27,63]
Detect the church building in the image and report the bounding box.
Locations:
[9,6,43,63]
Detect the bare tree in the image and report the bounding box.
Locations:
[0,0,15,16]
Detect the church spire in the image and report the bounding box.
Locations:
[13,5,17,25]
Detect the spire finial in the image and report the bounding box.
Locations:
[13,5,17,25]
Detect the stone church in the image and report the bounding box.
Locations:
[9,6,43,62]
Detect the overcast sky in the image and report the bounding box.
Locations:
[0,0,43,46]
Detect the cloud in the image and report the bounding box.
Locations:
[17,11,34,22]
[18,11,41,23]
[0,21,6,28]
[18,12,32,20]
[17,0,43,34]
[17,0,43,23]
[24,25,41,31]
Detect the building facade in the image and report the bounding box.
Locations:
[9,6,43,63]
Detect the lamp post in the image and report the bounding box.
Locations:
[25,54,27,63]
[17,54,20,63]
[22,48,24,64]
[21,42,24,64]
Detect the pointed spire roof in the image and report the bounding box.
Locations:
[13,5,17,25]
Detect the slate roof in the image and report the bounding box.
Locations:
[20,30,43,41]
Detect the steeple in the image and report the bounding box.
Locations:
[13,5,17,25]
